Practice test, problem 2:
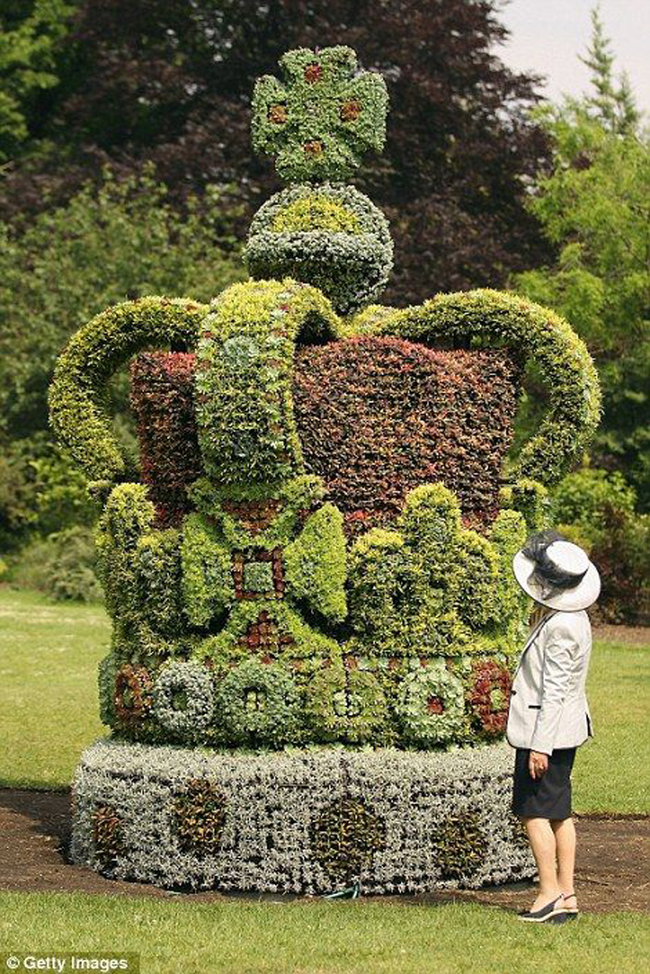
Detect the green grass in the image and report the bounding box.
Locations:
[0,586,648,812]
[573,639,650,813]
[0,893,648,974]
[0,587,108,789]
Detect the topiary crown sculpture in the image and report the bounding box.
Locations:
[49,46,601,755]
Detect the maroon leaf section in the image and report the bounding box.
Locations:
[293,337,523,536]
[130,352,203,525]
[131,337,523,533]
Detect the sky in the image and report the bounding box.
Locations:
[496,0,650,114]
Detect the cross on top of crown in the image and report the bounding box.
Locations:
[251,45,389,183]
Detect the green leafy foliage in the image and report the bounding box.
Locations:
[245,183,393,314]
[512,16,648,508]
[6,524,101,602]
[251,45,388,183]
[0,0,73,162]
[1,169,243,442]
[553,467,649,623]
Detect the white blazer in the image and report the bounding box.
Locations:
[506,608,594,755]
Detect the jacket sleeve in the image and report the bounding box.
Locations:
[529,615,578,755]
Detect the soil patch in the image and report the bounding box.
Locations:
[0,789,647,913]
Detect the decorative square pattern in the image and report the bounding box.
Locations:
[233,549,285,600]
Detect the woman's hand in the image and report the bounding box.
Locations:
[529,750,549,780]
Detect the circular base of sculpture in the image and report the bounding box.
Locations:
[70,739,535,894]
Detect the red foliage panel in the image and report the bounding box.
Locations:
[293,337,523,536]
[130,338,522,533]
[130,352,203,526]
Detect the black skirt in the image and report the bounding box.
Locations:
[512,747,577,820]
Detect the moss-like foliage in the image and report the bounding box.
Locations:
[251,46,388,183]
[194,279,340,487]
[309,796,387,884]
[48,297,208,484]
[347,483,520,659]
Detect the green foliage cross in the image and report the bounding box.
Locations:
[251,45,388,183]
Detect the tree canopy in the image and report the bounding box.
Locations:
[0,0,552,304]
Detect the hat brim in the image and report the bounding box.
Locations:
[512,550,601,611]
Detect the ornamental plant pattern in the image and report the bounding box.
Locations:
[48,45,601,893]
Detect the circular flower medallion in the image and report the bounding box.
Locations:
[396,662,465,746]
[152,661,214,742]
[305,662,389,745]
[468,660,511,738]
[431,810,487,881]
[172,779,228,856]
[92,803,124,869]
[310,797,386,884]
[214,660,300,747]
[114,664,152,728]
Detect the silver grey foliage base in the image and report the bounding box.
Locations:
[70,738,535,894]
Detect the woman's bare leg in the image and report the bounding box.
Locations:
[521,817,562,911]
[551,817,577,907]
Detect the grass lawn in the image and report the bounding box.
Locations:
[1,585,648,810]
[0,892,648,974]
[0,587,108,789]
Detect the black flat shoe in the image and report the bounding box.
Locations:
[518,894,567,923]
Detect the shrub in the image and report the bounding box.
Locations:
[0,169,244,442]
[554,467,649,623]
[8,525,102,602]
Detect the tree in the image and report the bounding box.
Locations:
[0,168,244,441]
[579,4,639,134]
[0,0,552,305]
[513,13,649,509]
[0,0,73,163]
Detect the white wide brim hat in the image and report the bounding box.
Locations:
[513,539,601,611]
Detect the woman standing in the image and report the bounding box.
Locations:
[507,530,601,924]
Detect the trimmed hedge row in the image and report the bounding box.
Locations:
[351,289,602,485]
[70,739,534,893]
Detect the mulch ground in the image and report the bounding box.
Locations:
[0,789,647,914]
